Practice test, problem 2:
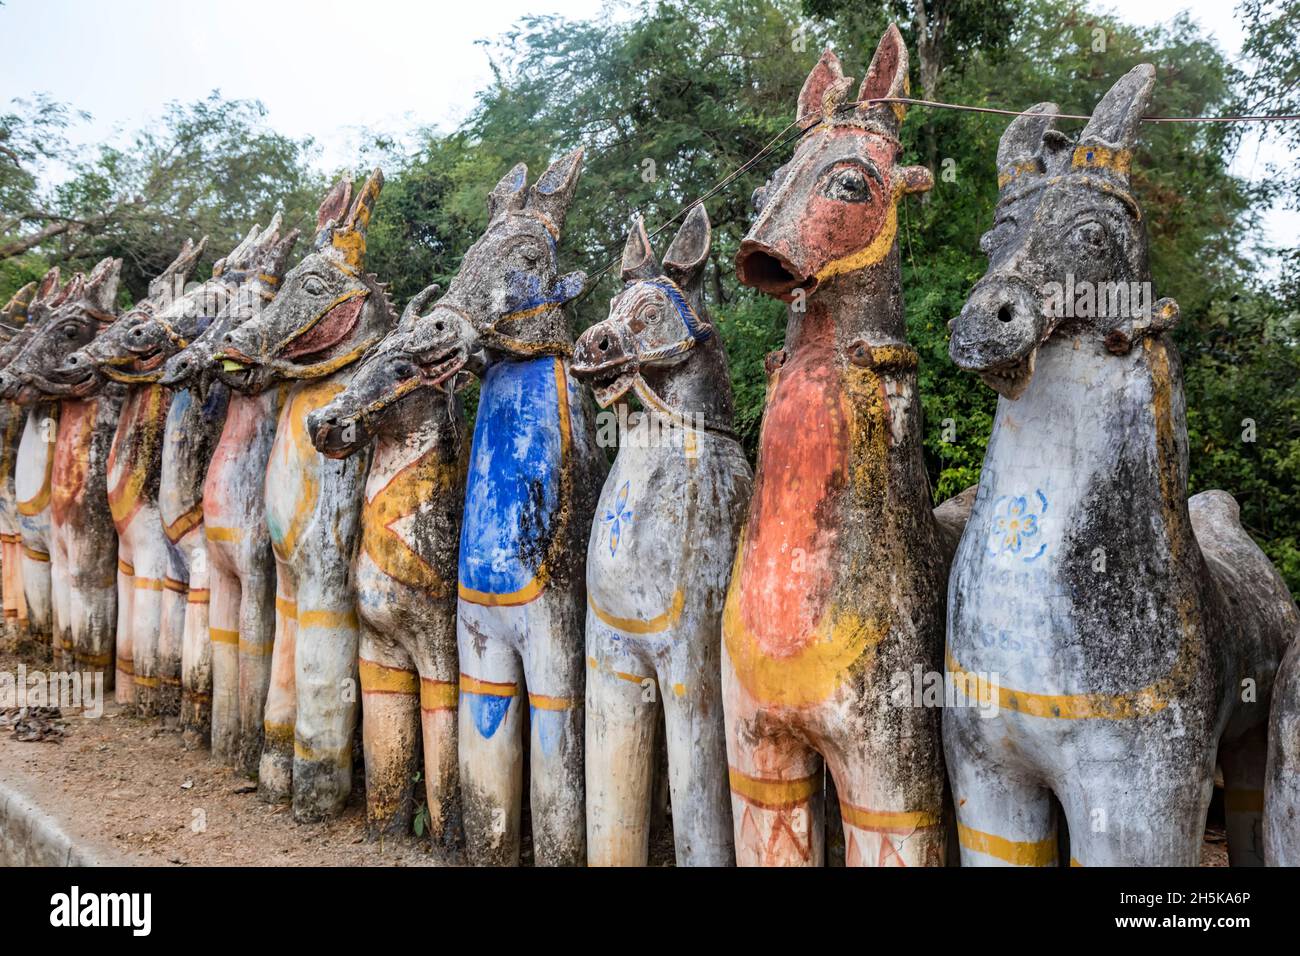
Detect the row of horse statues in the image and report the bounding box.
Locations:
[0,25,1297,866]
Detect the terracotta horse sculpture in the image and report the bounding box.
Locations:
[216,170,395,820]
[724,27,947,867]
[0,258,124,683]
[158,224,298,763]
[571,207,751,866]
[381,150,604,865]
[1268,619,1300,863]
[65,220,298,737]
[306,283,469,856]
[59,239,208,714]
[6,270,68,661]
[0,281,38,644]
[946,66,1296,866]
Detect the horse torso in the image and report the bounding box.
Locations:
[587,413,751,641]
[458,356,593,606]
[356,422,466,632]
[722,313,944,713]
[159,383,230,548]
[106,383,171,538]
[15,403,56,547]
[203,388,280,568]
[264,374,368,572]
[949,336,1227,744]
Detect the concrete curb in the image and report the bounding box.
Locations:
[0,777,122,866]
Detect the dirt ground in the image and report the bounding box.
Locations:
[0,646,1225,867]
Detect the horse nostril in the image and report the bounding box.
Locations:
[222,333,235,345]
[66,356,79,366]
[598,337,609,351]
[997,305,1013,323]
[435,321,445,332]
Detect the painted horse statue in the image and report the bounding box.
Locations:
[0,281,38,644]
[0,258,124,683]
[385,150,605,865]
[307,282,469,857]
[6,270,68,662]
[1267,611,1300,863]
[60,239,208,714]
[158,222,299,762]
[216,170,394,820]
[945,65,1296,866]
[572,207,751,865]
[66,220,299,739]
[724,27,948,867]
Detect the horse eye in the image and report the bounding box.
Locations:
[303,276,327,296]
[1074,221,1105,247]
[823,168,871,203]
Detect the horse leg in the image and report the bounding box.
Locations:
[1221,723,1269,866]
[522,599,585,866]
[290,572,360,822]
[457,598,525,866]
[358,627,420,839]
[2,535,25,644]
[585,622,657,866]
[70,564,117,702]
[660,625,733,866]
[157,554,188,719]
[113,556,135,704]
[20,545,52,662]
[49,539,72,676]
[946,713,1057,866]
[129,541,169,717]
[1266,644,1300,865]
[179,538,212,749]
[414,617,461,864]
[1062,757,1210,866]
[257,559,297,800]
[208,557,243,764]
[236,565,277,776]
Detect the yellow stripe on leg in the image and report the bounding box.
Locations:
[957,822,1057,866]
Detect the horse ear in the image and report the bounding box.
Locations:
[1080,64,1154,154]
[527,148,583,235]
[84,258,122,313]
[1,282,37,328]
[797,48,846,124]
[857,23,910,131]
[345,168,384,234]
[34,267,61,304]
[488,163,529,224]
[316,178,353,234]
[149,236,208,303]
[620,214,660,283]
[662,204,711,293]
[400,282,442,328]
[996,102,1059,193]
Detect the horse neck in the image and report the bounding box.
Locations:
[637,335,735,433]
[983,332,1192,546]
[786,245,906,351]
[373,391,464,472]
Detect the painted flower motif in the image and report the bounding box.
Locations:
[988,490,1048,562]
[602,480,634,556]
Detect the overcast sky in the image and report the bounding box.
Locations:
[2,0,1295,260]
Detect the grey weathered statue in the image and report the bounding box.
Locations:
[946,64,1297,866]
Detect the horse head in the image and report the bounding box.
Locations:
[572,205,730,425]
[948,64,1179,399]
[215,169,394,395]
[0,258,121,403]
[735,25,932,302]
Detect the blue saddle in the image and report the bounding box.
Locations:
[458,356,571,603]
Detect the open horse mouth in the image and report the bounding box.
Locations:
[418,349,467,390]
[735,243,810,299]
[576,364,637,408]
[979,349,1037,400]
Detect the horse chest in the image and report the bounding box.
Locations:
[106,384,170,533]
[265,379,343,564]
[159,386,227,544]
[358,437,464,603]
[458,356,576,607]
[586,436,696,635]
[203,390,277,538]
[15,406,55,522]
[51,399,102,527]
